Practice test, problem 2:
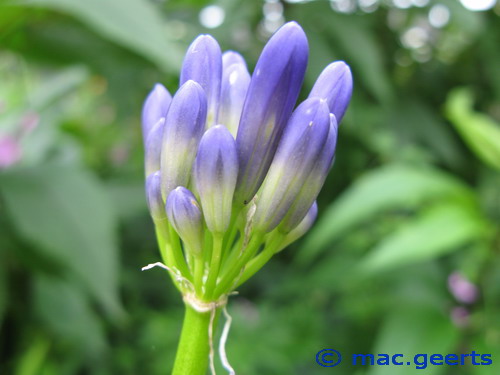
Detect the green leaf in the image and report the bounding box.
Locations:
[445,88,500,171]
[368,306,460,375]
[33,275,105,356]
[0,165,123,317]
[0,261,6,326]
[16,0,183,72]
[358,203,488,274]
[299,165,473,265]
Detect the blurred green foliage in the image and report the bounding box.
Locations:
[0,0,499,374]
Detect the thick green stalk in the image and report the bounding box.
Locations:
[172,305,215,375]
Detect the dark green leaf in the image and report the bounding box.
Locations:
[0,165,123,317]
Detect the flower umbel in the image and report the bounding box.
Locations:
[141,21,352,375]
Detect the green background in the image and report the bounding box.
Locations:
[0,0,499,374]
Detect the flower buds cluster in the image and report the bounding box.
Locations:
[142,21,352,301]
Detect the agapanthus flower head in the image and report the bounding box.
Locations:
[142,21,352,301]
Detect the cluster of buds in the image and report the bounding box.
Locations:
[142,22,352,302]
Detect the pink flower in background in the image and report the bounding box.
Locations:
[448,271,479,304]
[0,135,22,169]
[450,306,470,328]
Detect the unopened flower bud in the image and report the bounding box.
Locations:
[141,83,171,143]
[253,98,330,233]
[145,172,168,238]
[144,118,165,176]
[235,21,309,205]
[280,201,318,250]
[180,35,222,127]
[222,51,247,70]
[160,80,207,198]
[308,61,353,122]
[166,187,204,256]
[279,114,338,232]
[194,125,238,234]
[218,62,250,137]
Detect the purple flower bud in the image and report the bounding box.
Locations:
[160,81,207,198]
[279,114,338,232]
[141,83,171,143]
[308,61,353,122]
[280,201,318,250]
[180,35,222,127]
[218,61,250,137]
[194,125,238,234]
[166,187,204,256]
[145,171,166,221]
[144,118,165,177]
[222,51,247,70]
[253,98,330,233]
[235,21,309,205]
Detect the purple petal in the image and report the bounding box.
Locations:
[141,83,171,143]
[279,114,338,232]
[166,186,204,256]
[234,21,309,205]
[161,80,207,198]
[145,171,166,220]
[253,98,330,233]
[308,61,353,122]
[281,201,318,248]
[218,62,250,137]
[194,125,238,233]
[180,35,222,127]
[222,51,247,71]
[144,118,165,177]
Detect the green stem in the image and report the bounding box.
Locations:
[172,305,215,375]
[168,224,193,281]
[205,233,223,300]
[214,232,264,298]
[194,256,205,297]
[236,233,285,287]
[154,225,183,293]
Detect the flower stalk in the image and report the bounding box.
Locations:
[141,21,353,374]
